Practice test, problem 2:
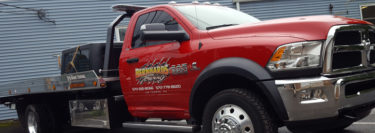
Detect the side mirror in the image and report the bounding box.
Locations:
[140,23,189,42]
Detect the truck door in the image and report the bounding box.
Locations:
[120,9,193,119]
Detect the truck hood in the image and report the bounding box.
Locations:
[208,15,371,40]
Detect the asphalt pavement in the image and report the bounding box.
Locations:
[1,110,374,133]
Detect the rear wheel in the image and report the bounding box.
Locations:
[201,88,277,133]
[16,103,27,129]
[26,107,38,133]
[24,104,57,133]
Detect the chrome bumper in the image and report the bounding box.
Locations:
[276,70,375,121]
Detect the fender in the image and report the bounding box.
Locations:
[189,57,289,121]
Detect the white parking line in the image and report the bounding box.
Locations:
[354,122,375,125]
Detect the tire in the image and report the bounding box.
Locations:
[16,103,27,129]
[24,104,57,133]
[201,88,277,133]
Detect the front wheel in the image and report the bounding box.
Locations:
[201,88,277,133]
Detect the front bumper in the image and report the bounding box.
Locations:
[276,70,375,121]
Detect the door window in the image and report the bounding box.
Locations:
[132,11,185,48]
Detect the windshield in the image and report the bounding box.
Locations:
[174,5,261,30]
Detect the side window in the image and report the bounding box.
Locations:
[132,11,185,48]
[115,26,127,42]
[132,13,151,48]
[152,11,181,31]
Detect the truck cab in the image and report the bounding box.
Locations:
[1,2,375,133]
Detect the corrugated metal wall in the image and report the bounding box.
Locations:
[0,0,374,121]
[236,0,375,20]
[0,105,16,120]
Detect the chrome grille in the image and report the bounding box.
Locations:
[332,30,363,69]
[323,25,375,75]
[334,31,361,46]
[332,52,362,69]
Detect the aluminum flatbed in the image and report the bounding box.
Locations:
[0,70,112,101]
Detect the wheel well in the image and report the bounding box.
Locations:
[13,90,132,129]
[13,91,107,127]
[15,93,72,125]
[190,74,281,125]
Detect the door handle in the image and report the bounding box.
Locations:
[126,58,139,63]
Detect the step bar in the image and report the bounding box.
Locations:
[123,121,200,132]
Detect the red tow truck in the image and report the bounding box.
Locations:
[1,2,375,133]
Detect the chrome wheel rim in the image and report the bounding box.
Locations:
[212,104,254,133]
[27,111,38,133]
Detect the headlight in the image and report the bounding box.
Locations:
[267,41,323,71]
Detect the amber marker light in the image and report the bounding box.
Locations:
[93,81,97,86]
[270,47,286,62]
[100,83,106,88]
[70,83,85,88]
[52,85,56,90]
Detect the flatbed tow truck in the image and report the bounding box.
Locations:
[1,2,375,133]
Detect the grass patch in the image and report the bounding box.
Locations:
[0,120,19,128]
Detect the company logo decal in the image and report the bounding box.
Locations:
[66,74,86,81]
[135,57,199,85]
[135,58,170,85]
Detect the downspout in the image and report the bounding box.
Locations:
[236,1,241,10]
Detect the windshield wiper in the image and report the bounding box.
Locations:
[206,24,238,30]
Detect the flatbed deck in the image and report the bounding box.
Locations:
[0,70,109,101]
